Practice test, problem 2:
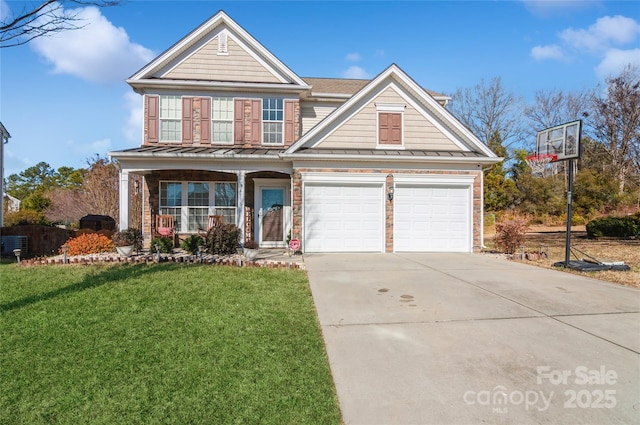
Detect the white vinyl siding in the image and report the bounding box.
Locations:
[162,36,280,83]
[300,102,341,135]
[159,95,181,142]
[318,86,460,151]
[212,97,233,143]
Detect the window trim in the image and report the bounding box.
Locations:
[159,95,182,142]
[211,96,234,145]
[159,180,238,233]
[262,97,284,146]
[376,103,405,149]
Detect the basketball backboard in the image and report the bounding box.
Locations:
[536,120,582,161]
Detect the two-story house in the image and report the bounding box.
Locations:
[109,11,500,253]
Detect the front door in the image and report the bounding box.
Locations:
[261,188,284,245]
[254,179,291,248]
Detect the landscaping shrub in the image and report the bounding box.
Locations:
[205,222,240,255]
[586,215,640,238]
[151,237,174,253]
[181,234,205,254]
[61,233,114,255]
[112,228,143,251]
[4,210,48,226]
[558,212,587,226]
[494,219,528,254]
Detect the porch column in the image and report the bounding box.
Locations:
[237,170,246,246]
[119,170,130,230]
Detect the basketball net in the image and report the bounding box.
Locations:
[525,154,557,177]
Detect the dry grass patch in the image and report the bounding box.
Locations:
[486,225,640,288]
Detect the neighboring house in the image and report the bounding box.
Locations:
[3,193,20,214]
[0,122,11,227]
[109,11,500,253]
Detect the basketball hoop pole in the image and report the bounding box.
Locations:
[564,158,574,267]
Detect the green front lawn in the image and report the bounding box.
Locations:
[0,263,341,425]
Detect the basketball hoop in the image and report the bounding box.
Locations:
[525,154,557,177]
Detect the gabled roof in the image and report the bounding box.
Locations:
[302,77,448,101]
[286,64,496,158]
[128,10,309,89]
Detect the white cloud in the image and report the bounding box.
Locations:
[31,6,154,83]
[595,48,640,79]
[560,15,640,54]
[531,44,565,60]
[342,66,370,79]
[530,15,640,79]
[123,91,142,142]
[345,52,361,62]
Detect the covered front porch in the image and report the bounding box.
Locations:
[111,146,293,249]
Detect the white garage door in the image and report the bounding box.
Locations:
[394,185,471,252]
[304,184,384,252]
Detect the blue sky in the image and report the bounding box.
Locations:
[1,0,639,177]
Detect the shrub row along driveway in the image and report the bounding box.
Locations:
[305,253,640,425]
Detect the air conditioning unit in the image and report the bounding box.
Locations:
[1,235,28,255]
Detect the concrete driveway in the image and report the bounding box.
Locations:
[305,253,640,425]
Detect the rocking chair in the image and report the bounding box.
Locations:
[154,214,175,239]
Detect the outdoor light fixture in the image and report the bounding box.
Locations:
[387,186,394,201]
[61,245,69,264]
[13,248,21,264]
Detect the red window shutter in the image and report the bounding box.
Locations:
[234,99,244,143]
[390,113,402,144]
[379,113,389,144]
[200,97,211,144]
[146,95,159,143]
[284,100,295,144]
[379,112,402,145]
[250,99,261,145]
[182,97,193,144]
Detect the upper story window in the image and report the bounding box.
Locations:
[160,95,181,142]
[212,97,233,144]
[376,103,405,147]
[262,98,283,145]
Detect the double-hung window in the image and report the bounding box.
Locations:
[159,95,181,142]
[262,98,283,145]
[212,97,233,143]
[187,182,209,231]
[159,182,182,230]
[160,181,237,233]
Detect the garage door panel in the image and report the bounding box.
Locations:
[394,185,471,252]
[304,183,384,252]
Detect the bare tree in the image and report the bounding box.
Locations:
[589,65,640,191]
[448,77,525,148]
[1,0,120,48]
[524,89,591,139]
[78,155,120,220]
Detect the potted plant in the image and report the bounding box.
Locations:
[112,228,143,257]
[244,240,259,261]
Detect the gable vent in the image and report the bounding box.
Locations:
[218,31,228,54]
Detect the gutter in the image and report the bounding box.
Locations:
[279,152,503,165]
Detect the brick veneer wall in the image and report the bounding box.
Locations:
[292,168,483,253]
[142,170,290,247]
[143,97,300,148]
